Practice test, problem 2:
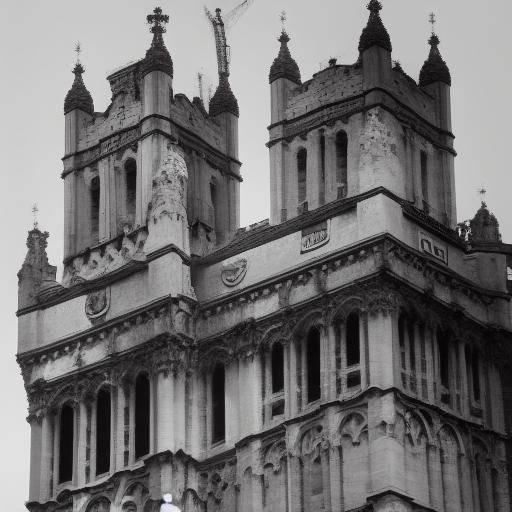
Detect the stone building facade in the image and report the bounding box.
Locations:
[17,3,512,512]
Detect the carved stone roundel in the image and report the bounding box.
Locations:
[221,258,248,287]
[85,287,111,319]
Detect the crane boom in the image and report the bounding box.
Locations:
[205,1,254,78]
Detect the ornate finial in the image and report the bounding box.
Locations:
[147,6,169,34]
[75,41,82,63]
[429,12,436,34]
[478,187,487,204]
[367,0,382,13]
[280,10,287,29]
[32,203,39,230]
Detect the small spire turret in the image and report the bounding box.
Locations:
[64,58,94,115]
[141,6,173,78]
[209,74,239,117]
[419,31,451,87]
[358,0,392,53]
[469,202,501,243]
[269,30,301,85]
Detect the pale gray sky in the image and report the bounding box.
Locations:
[1,1,511,510]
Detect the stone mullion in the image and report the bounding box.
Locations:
[174,370,186,450]
[289,339,299,416]
[251,473,264,512]
[306,130,321,211]
[427,443,443,510]
[459,342,470,417]
[253,351,264,432]
[321,449,331,511]
[98,157,110,243]
[128,382,135,466]
[109,387,116,475]
[263,350,271,425]
[460,454,475,512]
[321,326,330,401]
[52,410,60,496]
[288,455,302,512]
[149,373,156,455]
[362,313,370,390]
[324,132,337,203]
[114,385,125,471]
[283,343,291,419]
[90,400,97,480]
[28,417,42,503]
[327,324,337,401]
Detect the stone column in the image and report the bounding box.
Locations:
[76,401,88,487]
[329,445,343,511]
[427,443,443,511]
[251,473,264,512]
[28,417,42,503]
[306,130,321,211]
[52,410,60,496]
[156,369,174,453]
[174,370,186,450]
[288,455,302,512]
[283,343,291,418]
[98,157,111,242]
[460,454,475,512]
[253,351,264,432]
[40,413,54,502]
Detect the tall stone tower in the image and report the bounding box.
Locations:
[17,3,512,512]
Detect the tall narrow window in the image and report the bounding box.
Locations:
[346,313,360,367]
[59,404,74,483]
[271,342,285,394]
[471,350,481,402]
[420,151,428,210]
[96,388,111,475]
[212,363,225,443]
[90,176,100,245]
[125,158,137,224]
[319,132,326,205]
[210,180,220,239]
[398,314,407,388]
[297,148,307,205]
[135,374,150,458]
[307,328,321,402]
[336,131,348,198]
[408,319,417,393]
[438,331,451,405]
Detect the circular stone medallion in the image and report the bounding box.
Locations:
[85,287,111,319]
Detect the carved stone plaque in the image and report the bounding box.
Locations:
[419,232,448,264]
[221,258,248,287]
[301,220,330,253]
[85,287,111,319]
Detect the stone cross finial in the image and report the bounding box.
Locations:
[280,10,287,28]
[478,187,487,204]
[429,12,436,34]
[32,203,39,230]
[75,41,82,62]
[147,7,169,34]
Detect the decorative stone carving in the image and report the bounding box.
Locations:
[300,220,330,253]
[85,287,111,319]
[221,258,248,287]
[86,497,111,512]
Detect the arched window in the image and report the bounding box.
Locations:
[271,342,285,394]
[96,388,111,475]
[335,131,348,199]
[135,374,150,459]
[90,176,100,245]
[124,158,137,224]
[297,148,307,205]
[212,363,225,443]
[307,328,321,403]
[59,404,74,483]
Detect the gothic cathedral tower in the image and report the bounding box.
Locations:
[17,4,512,512]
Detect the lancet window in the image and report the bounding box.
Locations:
[212,363,225,443]
[335,130,348,199]
[134,374,150,458]
[59,404,74,483]
[124,158,137,227]
[95,388,111,475]
[297,148,307,206]
[90,176,100,245]
[306,327,321,403]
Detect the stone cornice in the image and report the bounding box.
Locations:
[17,293,194,366]
[267,86,456,155]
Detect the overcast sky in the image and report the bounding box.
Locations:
[1,1,511,510]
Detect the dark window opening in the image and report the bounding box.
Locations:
[347,371,361,388]
[90,176,100,244]
[438,332,450,389]
[311,456,323,495]
[336,131,348,198]
[271,399,285,417]
[297,148,307,204]
[212,363,225,443]
[96,388,111,475]
[319,132,326,205]
[125,158,137,224]
[271,342,285,394]
[307,328,321,403]
[135,374,150,459]
[59,404,74,483]
[421,151,429,209]
[471,350,481,402]
[346,313,360,366]
[408,320,416,371]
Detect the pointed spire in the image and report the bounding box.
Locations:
[358,0,392,53]
[64,57,94,115]
[419,32,451,87]
[209,74,239,117]
[269,30,301,85]
[469,202,501,243]
[141,7,173,78]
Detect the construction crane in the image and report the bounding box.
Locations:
[204,0,254,78]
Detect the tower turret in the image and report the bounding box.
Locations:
[470,201,501,244]
[64,62,94,155]
[358,0,392,88]
[269,30,301,124]
[419,32,452,131]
